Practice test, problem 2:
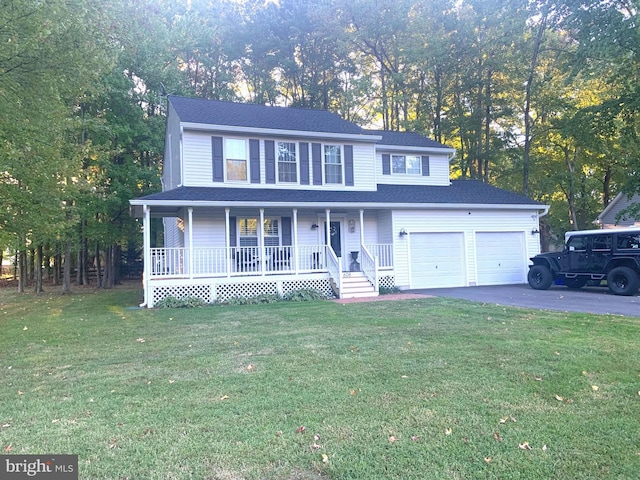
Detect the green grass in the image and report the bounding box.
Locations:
[1,283,639,479]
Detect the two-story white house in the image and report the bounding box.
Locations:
[130,96,549,307]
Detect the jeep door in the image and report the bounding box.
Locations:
[562,235,591,271]
[590,234,612,272]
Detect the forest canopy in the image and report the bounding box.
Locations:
[1,0,639,291]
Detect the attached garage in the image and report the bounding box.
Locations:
[475,232,527,285]
[409,232,466,288]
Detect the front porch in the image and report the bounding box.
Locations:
[145,243,394,306]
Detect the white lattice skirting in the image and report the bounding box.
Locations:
[150,278,336,306]
[378,275,396,290]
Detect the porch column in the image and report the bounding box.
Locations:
[359,209,365,246]
[292,208,299,274]
[141,205,150,307]
[325,208,331,268]
[259,208,266,275]
[325,209,331,247]
[225,208,231,277]
[188,207,194,279]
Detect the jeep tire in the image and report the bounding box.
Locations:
[606,267,639,296]
[528,265,553,290]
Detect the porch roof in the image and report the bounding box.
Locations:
[130,181,546,216]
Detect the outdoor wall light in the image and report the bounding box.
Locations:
[311,223,319,230]
[531,229,540,235]
[399,228,408,237]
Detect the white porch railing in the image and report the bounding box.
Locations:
[326,245,342,296]
[150,245,333,278]
[360,244,379,292]
[365,244,393,269]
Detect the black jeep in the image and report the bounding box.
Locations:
[528,228,640,296]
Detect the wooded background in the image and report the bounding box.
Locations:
[1,0,639,292]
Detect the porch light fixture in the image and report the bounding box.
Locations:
[311,223,319,230]
[399,228,408,237]
[531,229,540,235]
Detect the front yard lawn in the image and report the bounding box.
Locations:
[1,284,639,479]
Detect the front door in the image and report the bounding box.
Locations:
[324,221,342,259]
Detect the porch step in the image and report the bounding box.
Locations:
[340,272,378,299]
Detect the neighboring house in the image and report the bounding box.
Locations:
[129,96,549,307]
[595,193,640,228]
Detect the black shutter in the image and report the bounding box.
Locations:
[229,217,237,246]
[299,142,309,185]
[281,217,292,246]
[382,153,391,175]
[421,155,430,176]
[312,143,322,185]
[344,145,354,186]
[212,136,224,182]
[249,139,260,183]
[265,140,276,184]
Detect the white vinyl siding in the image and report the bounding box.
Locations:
[181,131,377,190]
[377,151,451,186]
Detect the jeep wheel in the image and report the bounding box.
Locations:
[606,267,639,296]
[564,277,587,289]
[528,265,553,290]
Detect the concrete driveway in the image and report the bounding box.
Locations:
[409,284,640,317]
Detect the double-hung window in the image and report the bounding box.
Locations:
[225,138,247,181]
[237,218,280,246]
[238,218,258,246]
[392,155,421,175]
[324,145,342,184]
[278,142,297,182]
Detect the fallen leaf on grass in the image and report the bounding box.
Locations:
[4,445,12,453]
[1,423,10,429]
[554,394,564,401]
[220,395,230,400]
[108,438,118,449]
[542,445,548,451]
[493,432,503,442]
[518,441,532,450]
[136,338,145,343]
[321,454,329,463]
[591,385,599,391]
[388,435,399,443]
[411,436,421,442]
[349,389,356,395]
[246,364,255,372]
[484,456,492,464]
[297,426,306,433]
[310,443,322,451]
[168,380,175,384]
[445,428,452,436]
[534,376,542,381]
[17,390,23,395]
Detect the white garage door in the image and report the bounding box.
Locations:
[410,232,466,288]
[476,232,526,285]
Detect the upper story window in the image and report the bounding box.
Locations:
[324,145,342,184]
[225,138,247,181]
[392,155,421,175]
[278,142,297,183]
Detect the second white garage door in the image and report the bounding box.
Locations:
[410,232,466,288]
[475,232,526,285]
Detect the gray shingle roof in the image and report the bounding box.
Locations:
[136,181,542,207]
[367,130,451,149]
[168,96,369,136]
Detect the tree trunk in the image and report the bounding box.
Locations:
[483,70,492,183]
[17,250,27,293]
[103,245,113,289]
[95,242,103,288]
[62,244,72,294]
[523,16,547,197]
[34,245,43,294]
